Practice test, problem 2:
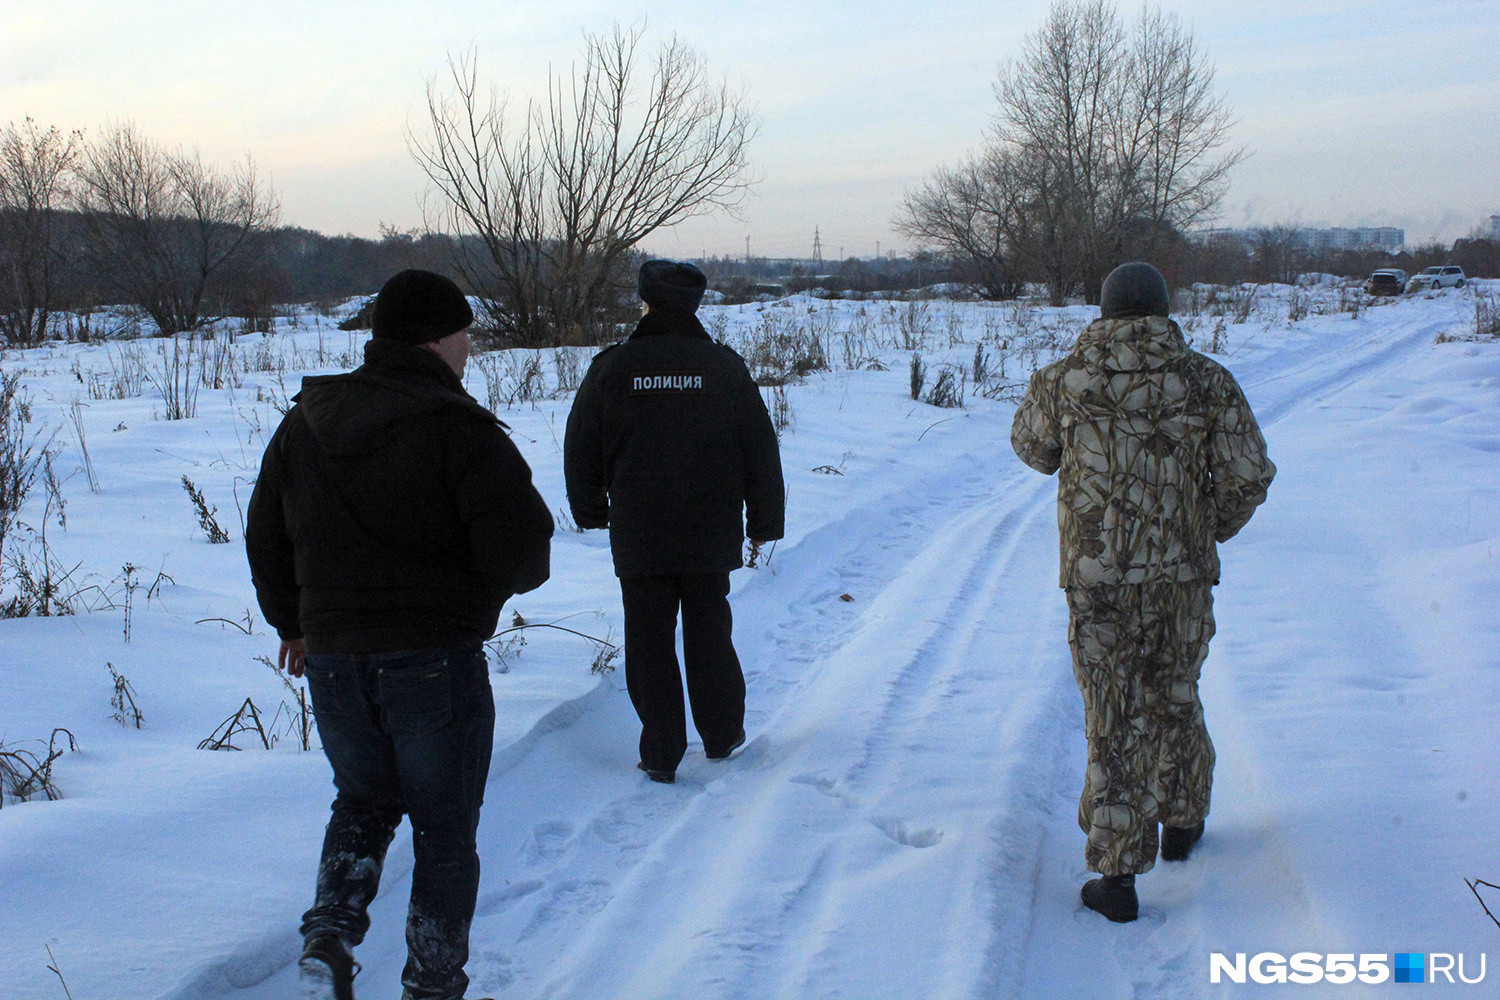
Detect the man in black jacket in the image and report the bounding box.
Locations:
[246,269,553,1000]
[564,260,784,783]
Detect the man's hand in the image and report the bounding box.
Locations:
[279,638,308,678]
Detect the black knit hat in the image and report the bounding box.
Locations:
[371,269,474,343]
[1099,262,1170,320]
[638,260,707,314]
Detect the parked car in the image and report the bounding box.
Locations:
[1407,266,1466,292]
[1364,269,1407,296]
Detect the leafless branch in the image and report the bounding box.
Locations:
[410,26,757,347]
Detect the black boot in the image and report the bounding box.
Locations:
[300,933,357,1000]
[706,728,746,761]
[1081,874,1139,923]
[1160,821,1205,862]
[637,760,675,784]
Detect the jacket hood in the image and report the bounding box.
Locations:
[294,339,498,456]
[1071,315,1189,373]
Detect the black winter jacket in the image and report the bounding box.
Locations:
[563,310,785,577]
[246,339,553,653]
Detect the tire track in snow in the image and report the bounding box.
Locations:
[518,470,1067,1000]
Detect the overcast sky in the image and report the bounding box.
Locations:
[3,0,1497,257]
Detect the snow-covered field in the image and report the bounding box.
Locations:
[1,283,1497,999]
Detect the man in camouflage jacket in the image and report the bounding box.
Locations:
[1011,262,1275,922]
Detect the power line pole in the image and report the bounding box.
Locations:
[745,235,751,267]
[812,226,823,268]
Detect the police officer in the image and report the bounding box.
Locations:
[564,260,784,783]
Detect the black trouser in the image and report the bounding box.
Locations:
[620,572,746,773]
[301,645,494,1000]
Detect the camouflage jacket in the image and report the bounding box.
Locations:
[1011,316,1275,589]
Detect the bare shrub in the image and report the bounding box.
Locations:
[107,662,143,728]
[765,384,793,436]
[0,728,76,805]
[473,350,546,410]
[84,342,149,400]
[66,400,98,493]
[0,370,43,568]
[1476,292,1500,339]
[147,334,202,419]
[1287,290,1308,323]
[898,300,932,351]
[181,475,230,543]
[909,351,926,401]
[740,311,828,384]
[485,612,622,676]
[199,698,273,750]
[257,654,313,751]
[552,347,583,395]
[923,364,966,408]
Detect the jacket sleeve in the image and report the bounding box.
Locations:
[739,369,786,542]
[1011,368,1062,475]
[563,360,610,530]
[245,414,302,641]
[1208,372,1276,542]
[453,422,555,596]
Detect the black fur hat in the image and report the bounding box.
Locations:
[1099,262,1170,320]
[638,259,708,314]
[371,269,474,343]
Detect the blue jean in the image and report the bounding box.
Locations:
[300,644,494,1000]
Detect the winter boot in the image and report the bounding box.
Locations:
[706,728,746,761]
[637,760,675,784]
[300,933,357,1000]
[1160,821,1205,862]
[1080,874,1139,923]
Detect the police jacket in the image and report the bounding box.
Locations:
[563,309,785,577]
[246,339,553,653]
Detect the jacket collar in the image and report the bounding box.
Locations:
[362,337,467,393]
[628,310,711,341]
[1071,315,1189,372]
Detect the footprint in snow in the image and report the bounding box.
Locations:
[474,879,544,916]
[527,820,574,861]
[872,816,944,848]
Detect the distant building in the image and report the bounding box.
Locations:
[1196,226,1404,253]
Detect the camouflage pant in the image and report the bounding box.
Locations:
[1066,582,1216,876]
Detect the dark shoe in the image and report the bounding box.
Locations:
[1080,874,1138,923]
[706,728,746,761]
[300,933,357,1000]
[637,761,675,784]
[1160,821,1205,862]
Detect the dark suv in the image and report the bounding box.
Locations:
[1364,270,1405,296]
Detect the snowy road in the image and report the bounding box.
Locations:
[3,289,1497,999]
[230,293,1500,999]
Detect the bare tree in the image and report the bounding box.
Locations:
[1251,224,1304,286]
[0,119,81,346]
[896,147,1030,300]
[1000,0,1244,301]
[411,26,758,347]
[903,1,1243,305]
[76,122,280,336]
